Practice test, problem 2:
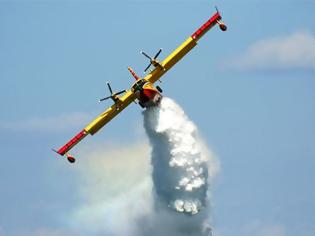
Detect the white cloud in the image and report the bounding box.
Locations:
[1,228,76,236]
[67,142,153,235]
[256,224,286,236]
[231,31,315,71]
[243,221,286,236]
[214,220,287,236]
[32,228,76,236]
[0,112,92,133]
[0,227,4,236]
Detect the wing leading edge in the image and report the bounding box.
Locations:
[55,91,136,161]
[53,9,226,163]
[145,11,224,84]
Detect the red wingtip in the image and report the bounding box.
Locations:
[52,148,76,163]
[191,11,222,40]
[52,148,63,156]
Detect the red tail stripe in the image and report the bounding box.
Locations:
[128,67,141,80]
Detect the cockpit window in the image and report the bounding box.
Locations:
[131,79,147,92]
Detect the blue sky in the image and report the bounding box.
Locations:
[0,0,314,235]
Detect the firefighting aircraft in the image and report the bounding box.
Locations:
[53,8,227,163]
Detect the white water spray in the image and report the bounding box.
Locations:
[140,97,218,235]
[71,97,218,236]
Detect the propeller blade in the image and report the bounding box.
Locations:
[99,96,112,102]
[107,82,113,94]
[115,90,126,96]
[141,51,152,60]
[144,63,152,72]
[154,48,162,59]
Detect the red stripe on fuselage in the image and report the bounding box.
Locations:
[139,88,158,104]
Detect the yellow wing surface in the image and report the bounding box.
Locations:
[55,10,225,160]
[144,11,223,84]
[56,91,136,156]
[85,91,136,135]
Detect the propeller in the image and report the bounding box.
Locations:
[99,82,126,103]
[141,48,162,72]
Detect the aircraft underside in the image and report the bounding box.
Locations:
[138,88,162,108]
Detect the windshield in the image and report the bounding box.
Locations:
[131,79,147,92]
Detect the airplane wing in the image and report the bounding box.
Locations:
[55,90,136,159]
[144,11,225,85]
[53,9,226,163]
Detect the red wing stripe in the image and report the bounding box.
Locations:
[191,12,222,40]
[57,129,87,155]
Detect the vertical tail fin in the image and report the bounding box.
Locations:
[128,67,141,81]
